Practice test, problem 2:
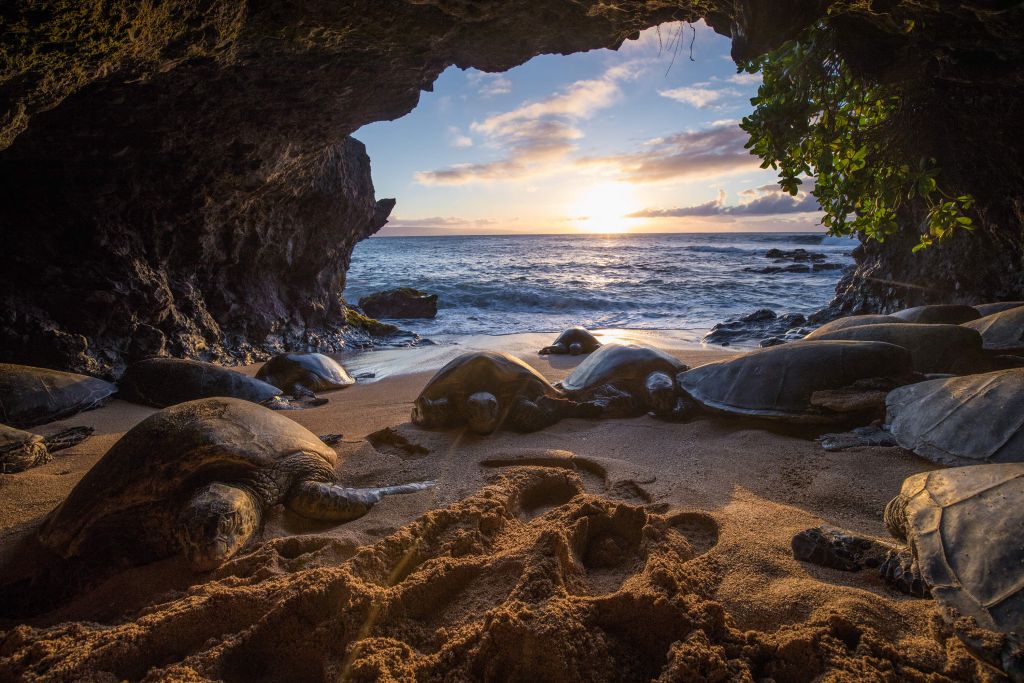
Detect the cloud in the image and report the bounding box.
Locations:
[629,183,820,218]
[727,72,762,85]
[467,71,512,97]
[658,86,740,108]
[387,215,499,228]
[446,126,473,148]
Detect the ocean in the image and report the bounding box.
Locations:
[343,232,857,343]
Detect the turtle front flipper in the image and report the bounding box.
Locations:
[176,482,262,571]
[42,426,94,452]
[286,480,436,522]
[791,526,894,572]
[508,396,566,432]
[879,546,930,597]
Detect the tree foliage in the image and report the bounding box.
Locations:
[739,24,974,251]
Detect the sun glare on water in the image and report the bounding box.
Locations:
[570,182,641,234]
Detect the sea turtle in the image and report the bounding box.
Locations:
[792,464,1024,680]
[558,343,689,418]
[38,397,434,572]
[1,424,93,473]
[256,353,356,397]
[412,351,592,435]
[808,323,990,374]
[892,304,980,325]
[963,306,1024,354]
[539,327,602,356]
[803,315,906,339]
[974,302,1024,317]
[677,340,917,423]
[118,358,287,409]
[0,364,116,429]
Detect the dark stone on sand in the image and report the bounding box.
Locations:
[703,309,808,347]
[359,288,438,319]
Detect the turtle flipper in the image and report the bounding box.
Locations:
[176,482,262,571]
[879,546,930,597]
[42,426,94,452]
[508,396,566,432]
[791,526,894,572]
[286,480,436,522]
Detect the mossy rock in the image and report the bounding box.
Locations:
[345,308,398,336]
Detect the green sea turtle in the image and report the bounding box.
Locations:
[808,323,990,374]
[558,343,689,418]
[0,364,116,428]
[793,464,1024,680]
[539,327,602,356]
[892,304,980,325]
[412,352,593,435]
[803,315,906,339]
[1,424,93,473]
[38,398,434,572]
[677,340,917,423]
[118,358,287,409]
[963,306,1024,354]
[256,352,356,398]
[974,302,1024,317]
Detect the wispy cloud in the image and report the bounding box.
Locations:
[629,182,820,218]
[387,215,500,228]
[658,85,740,108]
[446,126,473,148]
[466,71,513,97]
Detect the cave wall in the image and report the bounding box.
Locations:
[0,0,1021,376]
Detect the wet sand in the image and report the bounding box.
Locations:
[0,332,996,681]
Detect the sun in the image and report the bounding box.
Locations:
[569,182,641,234]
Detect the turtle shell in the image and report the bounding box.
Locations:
[803,315,905,339]
[678,340,914,423]
[417,352,562,408]
[551,328,601,353]
[886,368,1024,466]
[119,358,282,408]
[810,323,986,374]
[0,364,116,428]
[963,306,1024,354]
[256,353,355,392]
[973,302,1024,317]
[560,343,686,397]
[38,397,335,562]
[892,304,980,325]
[895,464,1024,638]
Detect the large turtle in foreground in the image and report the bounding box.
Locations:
[809,323,990,374]
[963,306,1024,354]
[559,343,689,418]
[0,364,116,428]
[892,304,980,325]
[256,353,356,396]
[118,358,287,408]
[39,398,434,573]
[413,352,593,435]
[539,327,602,356]
[677,340,917,423]
[803,314,906,339]
[793,464,1024,680]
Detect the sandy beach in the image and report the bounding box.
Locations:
[0,332,995,681]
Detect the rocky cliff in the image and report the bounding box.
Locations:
[0,1,1021,375]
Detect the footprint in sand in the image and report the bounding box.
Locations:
[366,426,430,458]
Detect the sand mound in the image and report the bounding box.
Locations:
[0,467,990,682]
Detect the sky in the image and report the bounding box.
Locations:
[354,21,823,236]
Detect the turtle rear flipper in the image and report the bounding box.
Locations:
[286,480,435,522]
[879,546,930,597]
[42,426,93,452]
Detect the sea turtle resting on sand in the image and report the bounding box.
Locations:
[539,327,602,356]
[963,305,1024,355]
[803,315,906,339]
[1,424,92,473]
[412,351,595,435]
[0,364,116,428]
[677,340,917,423]
[808,323,990,374]
[38,398,434,572]
[892,304,980,325]
[118,358,303,409]
[792,464,1024,680]
[974,301,1024,317]
[558,343,689,418]
[256,352,356,398]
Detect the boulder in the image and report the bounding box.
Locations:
[359,288,438,319]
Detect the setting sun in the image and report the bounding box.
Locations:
[569,181,641,233]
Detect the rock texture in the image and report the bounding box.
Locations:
[360,288,439,319]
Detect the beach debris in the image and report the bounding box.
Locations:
[891,304,980,325]
[36,397,435,576]
[0,363,115,428]
[1,424,93,473]
[794,464,1024,680]
[677,340,916,423]
[539,326,602,356]
[559,343,690,419]
[256,352,355,402]
[413,351,594,435]
[118,358,285,408]
[359,287,438,319]
[808,323,991,374]
[963,305,1024,354]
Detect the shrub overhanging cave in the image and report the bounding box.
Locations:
[1,0,1021,376]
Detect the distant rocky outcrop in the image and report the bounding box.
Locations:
[703,309,810,347]
[359,288,438,319]
[765,248,826,262]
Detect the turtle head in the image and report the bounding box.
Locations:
[466,391,501,435]
[569,342,583,355]
[883,493,910,542]
[645,371,677,416]
[411,396,453,428]
[176,483,261,572]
